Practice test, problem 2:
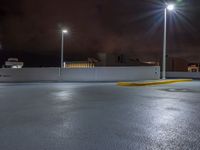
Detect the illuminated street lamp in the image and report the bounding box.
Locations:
[162,3,175,79]
[167,4,175,11]
[61,29,68,68]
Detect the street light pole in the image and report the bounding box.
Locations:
[162,8,167,79]
[61,29,68,68]
[162,4,175,79]
[59,29,68,77]
[61,31,64,68]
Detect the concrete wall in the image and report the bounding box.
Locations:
[61,67,160,82]
[0,68,60,82]
[0,66,160,82]
[167,72,200,79]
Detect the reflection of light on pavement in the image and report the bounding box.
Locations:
[156,111,175,124]
[154,108,179,125]
[52,91,73,101]
[148,98,185,143]
[153,101,181,125]
[50,90,75,137]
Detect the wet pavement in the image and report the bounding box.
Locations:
[0,81,200,150]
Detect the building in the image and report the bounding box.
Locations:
[64,61,95,68]
[188,63,199,72]
[64,53,159,68]
[4,58,24,68]
[96,53,159,66]
[167,57,188,72]
[64,58,98,68]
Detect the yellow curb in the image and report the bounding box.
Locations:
[117,79,193,87]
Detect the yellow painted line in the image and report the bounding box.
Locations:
[117,79,193,87]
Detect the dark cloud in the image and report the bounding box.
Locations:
[1,0,200,64]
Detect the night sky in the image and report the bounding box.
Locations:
[0,0,200,66]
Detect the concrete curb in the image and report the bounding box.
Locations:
[117,79,193,87]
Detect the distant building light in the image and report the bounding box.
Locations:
[64,61,95,68]
[12,65,23,69]
[143,61,160,66]
[188,64,199,72]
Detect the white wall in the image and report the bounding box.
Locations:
[167,72,200,79]
[0,66,160,82]
[0,68,60,82]
[61,67,160,82]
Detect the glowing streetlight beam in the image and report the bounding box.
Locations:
[167,4,175,11]
[62,29,68,34]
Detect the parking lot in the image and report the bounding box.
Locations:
[0,81,200,150]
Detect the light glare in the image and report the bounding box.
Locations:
[62,29,68,33]
[167,4,175,11]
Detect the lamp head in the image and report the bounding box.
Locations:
[62,29,68,34]
[167,4,175,11]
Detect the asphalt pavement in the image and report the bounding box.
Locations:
[0,81,200,150]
